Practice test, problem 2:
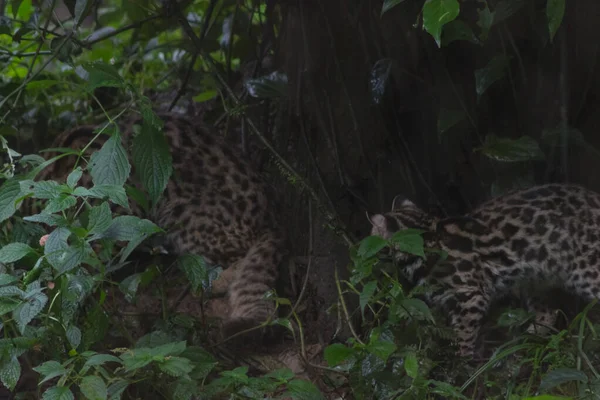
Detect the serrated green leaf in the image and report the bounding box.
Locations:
[87,202,112,236]
[22,180,64,199]
[82,61,125,91]
[390,230,426,258]
[324,343,355,367]
[366,339,397,362]
[0,286,25,298]
[85,185,129,209]
[43,194,77,214]
[13,292,47,334]
[66,325,81,349]
[0,275,18,286]
[151,341,187,357]
[284,379,325,400]
[539,368,588,392]
[24,213,68,226]
[360,281,377,318]
[0,242,34,263]
[88,134,130,187]
[83,354,122,368]
[476,135,545,162]
[404,351,418,378]
[475,55,511,98]
[381,0,407,15]
[42,386,74,400]
[546,0,565,43]
[177,254,209,292]
[97,215,160,242]
[158,356,193,377]
[80,375,107,400]
[33,361,67,385]
[245,71,288,99]
[398,298,435,322]
[422,0,460,47]
[107,379,129,399]
[357,236,388,259]
[131,119,172,206]
[0,355,20,391]
[66,167,83,188]
[0,179,24,223]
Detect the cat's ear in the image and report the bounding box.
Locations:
[391,195,415,211]
[366,212,387,229]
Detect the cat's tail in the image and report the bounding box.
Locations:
[222,228,289,344]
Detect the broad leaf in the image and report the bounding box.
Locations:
[475,55,511,98]
[41,386,74,400]
[131,119,172,206]
[177,254,209,292]
[88,134,131,186]
[357,236,388,259]
[539,368,588,392]
[476,135,545,162]
[0,179,24,223]
[422,0,460,47]
[546,0,565,42]
[79,375,107,400]
[82,61,125,91]
[0,243,34,263]
[0,355,20,391]
[87,202,113,236]
[324,343,355,367]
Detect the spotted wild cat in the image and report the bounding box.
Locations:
[23,112,288,343]
[368,183,600,357]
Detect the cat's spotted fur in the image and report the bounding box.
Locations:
[369,184,600,357]
[24,112,288,342]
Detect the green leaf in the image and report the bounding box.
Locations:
[404,351,418,378]
[324,343,355,367]
[357,236,388,259]
[151,341,187,357]
[475,55,511,98]
[546,0,565,42]
[84,184,129,209]
[107,380,129,399]
[360,281,377,318]
[42,386,74,400]
[0,355,20,391]
[97,215,160,242]
[66,325,82,349]
[88,134,131,187]
[131,119,172,206]
[80,375,107,400]
[82,61,125,91]
[23,213,67,227]
[398,298,435,322]
[0,179,23,223]
[0,242,34,263]
[33,361,67,385]
[11,0,26,19]
[539,368,588,392]
[437,108,465,135]
[0,275,18,286]
[158,356,193,377]
[381,0,407,15]
[26,80,62,92]
[284,379,325,400]
[366,339,397,362]
[14,292,48,334]
[476,135,545,162]
[422,0,460,47]
[442,20,479,46]
[87,202,113,236]
[66,167,83,188]
[390,230,426,258]
[83,354,122,368]
[43,194,77,214]
[476,1,494,41]
[192,90,218,102]
[177,254,209,292]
